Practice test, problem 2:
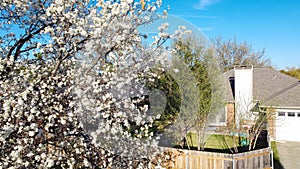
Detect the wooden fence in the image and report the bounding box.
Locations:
[164,147,273,169]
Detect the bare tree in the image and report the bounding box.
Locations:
[212,36,271,72]
[221,99,275,153]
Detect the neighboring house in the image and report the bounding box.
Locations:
[222,65,300,142]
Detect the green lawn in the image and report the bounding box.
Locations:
[205,134,239,149]
[271,141,280,161]
[271,141,284,169]
[186,133,239,150]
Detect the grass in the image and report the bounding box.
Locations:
[271,141,280,161]
[271,141,284,169]
[186,133,239,150]
[205,134,239,149]
[186,133,198,148]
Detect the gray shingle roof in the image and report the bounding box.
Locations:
[264,81,300,108]
[223,67,300,107]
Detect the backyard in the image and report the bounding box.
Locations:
[1,0,296,168]
[178,132,268,153]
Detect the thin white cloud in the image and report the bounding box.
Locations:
[176,14,218,19]
[195,0,222,10]
[198,27,215,31]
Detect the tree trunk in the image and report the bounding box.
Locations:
[197,130,201,151]
[186,133,190,150]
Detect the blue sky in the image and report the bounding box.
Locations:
[161,0,300,70]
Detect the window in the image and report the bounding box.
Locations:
[278,112,285,116]
[288,112,295,117]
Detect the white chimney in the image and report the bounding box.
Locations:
[234,65,254,128]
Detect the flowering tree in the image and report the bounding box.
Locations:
[0,0,187,168]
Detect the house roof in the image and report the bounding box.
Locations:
[223,67,300,108]
[264,81,300,108]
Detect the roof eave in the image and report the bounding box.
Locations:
[260,105,300,110]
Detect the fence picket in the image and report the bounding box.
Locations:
[163,147,272,169]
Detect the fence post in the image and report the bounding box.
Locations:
[232,155,235,169]
[186,150,189,169]
[271,149,274,169]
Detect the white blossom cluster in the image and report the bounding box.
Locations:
[0,0,189,168]
[74,48,166,158]
[0,50,163,168]
[0,57,91,168]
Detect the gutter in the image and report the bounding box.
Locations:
[260,105,300,110]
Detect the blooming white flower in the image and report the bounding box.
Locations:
[0,0,177,167]
[41,153,46,159]
[60,118,66,125]
[28,131,35,137]
[45,158,54,168]
[27,152,34,157]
